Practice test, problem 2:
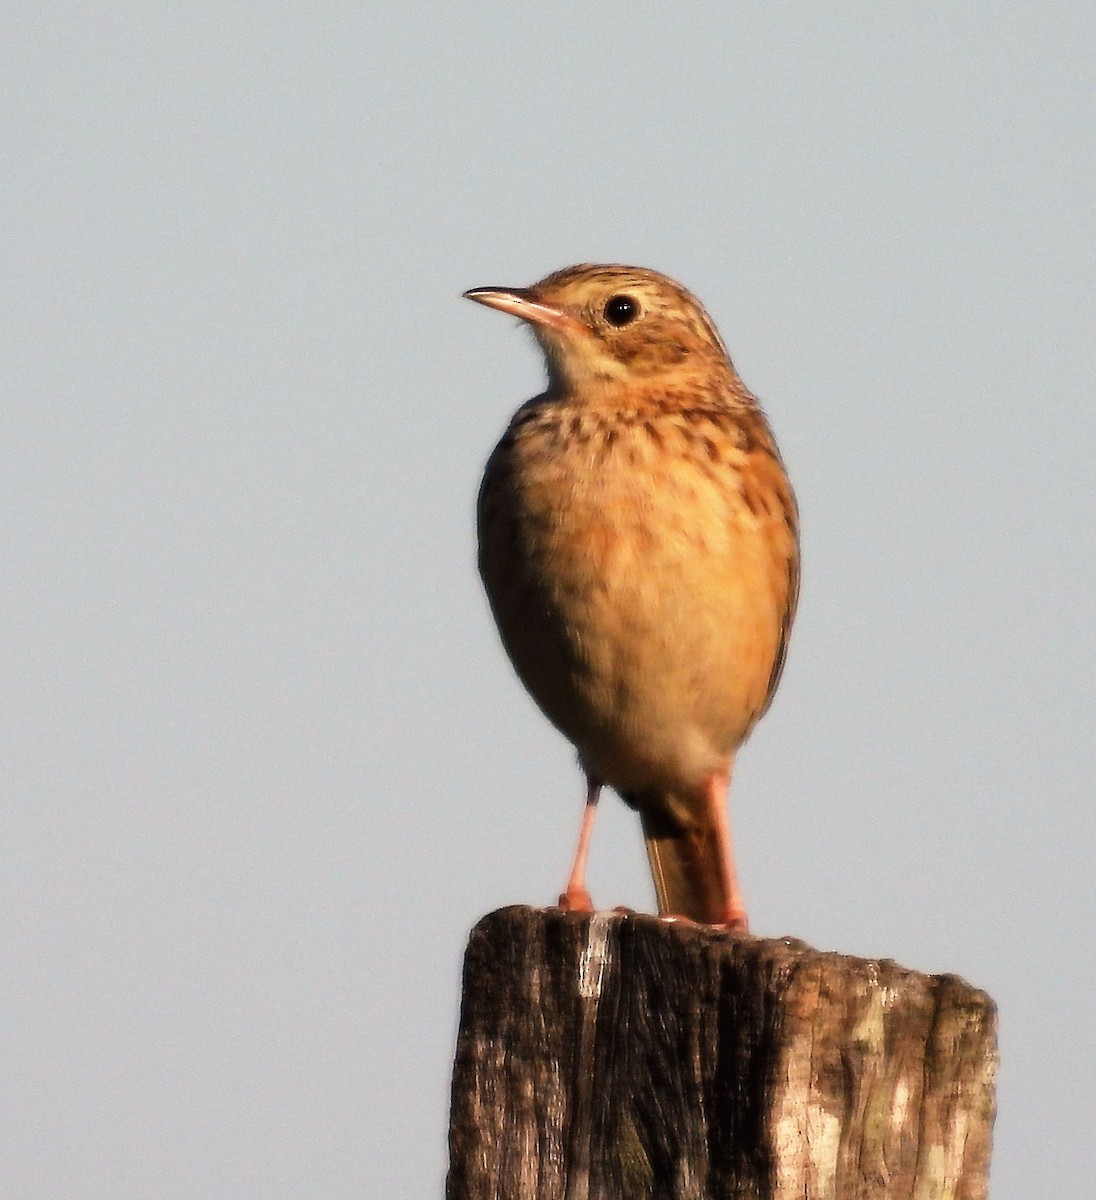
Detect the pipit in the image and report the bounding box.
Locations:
[466,264,799,930]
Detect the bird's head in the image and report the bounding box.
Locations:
[464,264,736,394]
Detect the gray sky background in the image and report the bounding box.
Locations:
[3,6,1094,1198]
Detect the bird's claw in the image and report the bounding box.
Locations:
[556,888,595,914]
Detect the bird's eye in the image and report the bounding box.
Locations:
[603,294,639,327]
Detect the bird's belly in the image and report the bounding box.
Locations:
[481,451,785,794]
[549,538,779,791]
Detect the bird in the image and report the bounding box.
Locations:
[466,264,799,930]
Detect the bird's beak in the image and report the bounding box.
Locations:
[463,287,583,336]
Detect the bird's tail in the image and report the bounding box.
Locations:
[639,799,731,925]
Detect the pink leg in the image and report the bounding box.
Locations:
[558,777,600,913]
[706,767,749,931]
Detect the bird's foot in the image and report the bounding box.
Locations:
[721,909,749,932]
[657,909,749,931]
[556,886,595,914]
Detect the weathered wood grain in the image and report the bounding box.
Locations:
[446,907,996,1200]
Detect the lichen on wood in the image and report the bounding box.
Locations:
[446,906,996,1200]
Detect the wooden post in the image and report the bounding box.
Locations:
[446,907,997,1200]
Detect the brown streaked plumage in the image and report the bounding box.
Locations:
[467,264,799,930]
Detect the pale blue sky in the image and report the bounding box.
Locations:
[3,6,1094,1197]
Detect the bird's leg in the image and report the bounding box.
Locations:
[706,765,749,931]
[557,776,600,913]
